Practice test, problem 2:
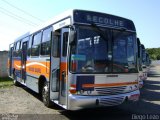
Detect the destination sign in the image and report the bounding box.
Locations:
[73,10,135,31]
[86,15,124,27]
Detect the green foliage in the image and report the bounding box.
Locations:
[146,48,160,60]
[0,77,13,88]
[157,55,160,60]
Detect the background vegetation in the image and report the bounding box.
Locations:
[146,48,160,60]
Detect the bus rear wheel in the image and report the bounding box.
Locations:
[13,71,19,86]
[42,81,52,107]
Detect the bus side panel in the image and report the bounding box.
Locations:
[26,75,39,93]
[25,58,50,93]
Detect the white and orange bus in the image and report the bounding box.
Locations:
[141,44,148,80]
[137,38,143,88]
[8,9,140,110]
[137,39,151,88]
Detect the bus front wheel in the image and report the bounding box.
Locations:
[13,71,19,86]
[42,81,52,107]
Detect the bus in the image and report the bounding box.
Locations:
[137,38,143,88]
[8,9,140,110]
[146,53,151,71]
[141,44,148,80]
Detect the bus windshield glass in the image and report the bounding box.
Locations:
[112,30,137,73]
[70,26,137,73]
[142,50,146,64]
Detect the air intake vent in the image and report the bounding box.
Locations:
[95,86,126,95]
[99,96,124,106]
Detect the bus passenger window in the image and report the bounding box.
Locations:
[52,35,60,57]
[27,36,32,56]
[14,41,21,57]
[62,32,68,56]
[31,32,41,56]
[41,27,52,56]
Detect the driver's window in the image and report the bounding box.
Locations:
[52,35,60,57]
[62,32,68,57]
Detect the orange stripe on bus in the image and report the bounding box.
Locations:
[82,81,138,88]
[26,61,50,78]
[14,60,21,70]
[60,62,68,81]
[7,59,10,68]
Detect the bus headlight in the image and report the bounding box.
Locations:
[69,84,77,94]
[69,87,77,94]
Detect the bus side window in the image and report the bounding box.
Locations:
[28,36,32,56]
[13,42,17,57]
[31,32,41,56]
[41,27,52,56]
[62,32,68,57]
[52,34,60,57]
[15,41,21,57]
[18,41,21,57]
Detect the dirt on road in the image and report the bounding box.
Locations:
[0,85,68,120]
[0,86,62,114]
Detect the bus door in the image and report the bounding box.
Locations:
[21,41,27,83]
[50,30,60,101]
[9,46,14,77]
[50,28,69,106]
[59,28,69,106]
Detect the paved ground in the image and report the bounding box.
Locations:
[0,77,160,120]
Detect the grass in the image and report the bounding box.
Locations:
[0,77,13,88]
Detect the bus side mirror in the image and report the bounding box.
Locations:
[69,30,76,45]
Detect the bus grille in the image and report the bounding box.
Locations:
[95,86,127,95]
[99,96,124,106]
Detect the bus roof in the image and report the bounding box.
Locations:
[73,9,135,31]
[141,44,145,50]
[30,9,74,34]
[30,9,136,34]
[14,9,136,42]
[14,32,30,43]
[137,38,141,45]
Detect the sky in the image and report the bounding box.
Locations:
[0,0,160,51]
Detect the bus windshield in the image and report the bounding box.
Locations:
[142,50,146,64]
[70,26,138,73]
[112,30,137,73]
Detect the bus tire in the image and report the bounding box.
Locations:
[13,70,19,86]
[42,81,52,107]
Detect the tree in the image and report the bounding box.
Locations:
[157,55,160,60]
[146,48,160,60]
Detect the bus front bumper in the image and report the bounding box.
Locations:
[68,90,140,110]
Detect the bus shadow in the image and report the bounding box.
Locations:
[60,100,160,120]
[60,106,132,120]
[140,78,160,102]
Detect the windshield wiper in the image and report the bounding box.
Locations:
[91,23,110,42]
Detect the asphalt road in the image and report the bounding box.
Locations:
[0,77,160,120]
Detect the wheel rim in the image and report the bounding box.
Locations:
[42,84,48,103]
[13,79,16,84]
